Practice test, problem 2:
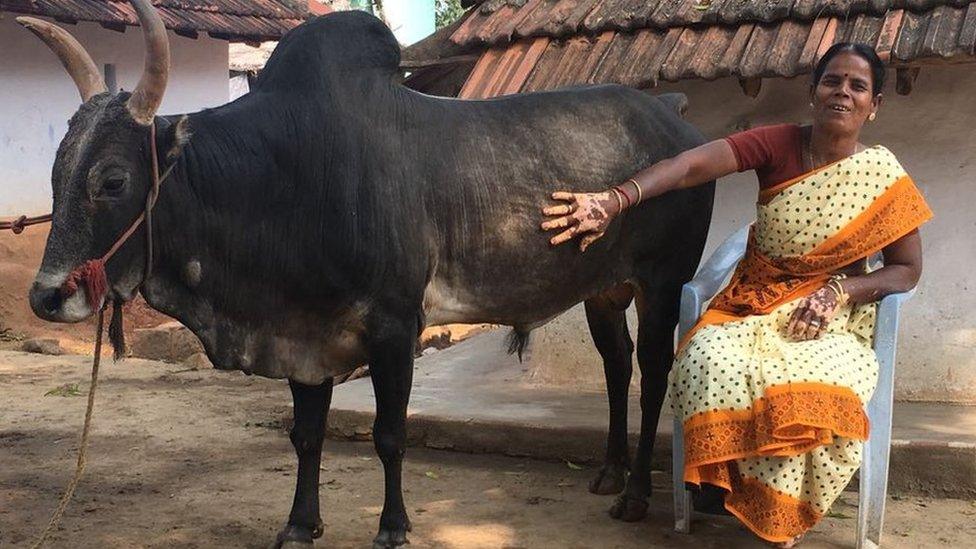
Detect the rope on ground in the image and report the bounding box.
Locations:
[28,308,104,549]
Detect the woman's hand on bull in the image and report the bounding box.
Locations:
[785,286,841,341]
[541,191,621,251]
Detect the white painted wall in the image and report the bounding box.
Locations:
[525,65,976,403]
[0,17,229,216]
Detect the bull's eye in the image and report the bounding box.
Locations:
[101,175,127,196]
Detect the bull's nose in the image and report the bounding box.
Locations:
[28,283,64,321]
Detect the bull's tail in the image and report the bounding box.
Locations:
[505,327,532,362]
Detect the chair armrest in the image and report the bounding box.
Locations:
[873,290,914,357]
[877,290,913,326]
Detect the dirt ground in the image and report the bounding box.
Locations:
[2,351,975,549]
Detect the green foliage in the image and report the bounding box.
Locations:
[435,0,465,29]
[45,383,84,397]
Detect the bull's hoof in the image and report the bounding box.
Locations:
[372,528,409,548]
[608,493,649,522]
[588,464,627,495]
[272,524,317,549]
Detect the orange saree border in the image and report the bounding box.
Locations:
[688,462,821,543]
[682,382,866,542]
[682,383,868,474]
[786,175,933,273]
[728,471,822,543]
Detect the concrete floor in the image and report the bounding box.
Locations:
[327,330,976,498]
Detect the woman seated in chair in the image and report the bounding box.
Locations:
[540,43,932,547]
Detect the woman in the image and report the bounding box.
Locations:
[540,43,932,546]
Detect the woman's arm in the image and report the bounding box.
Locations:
[786,230,924,340]
[625,138,742,196]
[541,139,739,250]
[844,229,923,303]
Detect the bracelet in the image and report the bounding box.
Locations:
[612,184,634,209]
[824,281,843,304]
[826,276,850,305]
[626,178,643,205]
[609,188,625,215]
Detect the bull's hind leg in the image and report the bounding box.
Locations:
[275,379,334,548]
[584,284,635,495]
[609,273,683,522]
[367,314,417,549]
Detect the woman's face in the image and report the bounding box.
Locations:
[811,52,881,136]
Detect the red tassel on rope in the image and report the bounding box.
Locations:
[60,259,108,311]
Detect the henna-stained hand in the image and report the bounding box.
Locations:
[541,191,621,251]
[786,285,841,341]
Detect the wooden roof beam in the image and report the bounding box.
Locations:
[100,21,126,33]
[739,76,762,97]
[896,66,920,95]
[174,29,199,40]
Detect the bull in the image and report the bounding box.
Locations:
[21,3,714,547]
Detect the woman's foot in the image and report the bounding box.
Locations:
[691,484,731,516]
[772,533,805,548]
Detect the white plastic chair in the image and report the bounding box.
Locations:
[672,225,912,549]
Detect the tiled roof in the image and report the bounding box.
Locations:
[0,0,311,42]
[454,0,976,46]
[449,0,976,98]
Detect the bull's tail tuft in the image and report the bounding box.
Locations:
[505,327,532,362]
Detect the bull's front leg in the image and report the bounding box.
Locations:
[367,314,417,549]
[275,379,334,548]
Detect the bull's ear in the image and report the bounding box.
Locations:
[656,93,688,117]
[159,115,191,162]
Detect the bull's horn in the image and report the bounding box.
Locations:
[16,17,107,102]
[126,0,170,125]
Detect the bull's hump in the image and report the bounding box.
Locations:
[257,11,400,92]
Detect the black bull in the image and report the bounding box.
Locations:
[27,11,714,548]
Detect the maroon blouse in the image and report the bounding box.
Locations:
[724,124,807,189]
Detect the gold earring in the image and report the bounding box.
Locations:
[869,112,877,121]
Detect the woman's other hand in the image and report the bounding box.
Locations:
[541,191,621,251]
[786,286,842,341]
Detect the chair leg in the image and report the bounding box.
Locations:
[858,406,890,549]
[673,415,691,533]
[857,423,893,548]
[859,295,899,549]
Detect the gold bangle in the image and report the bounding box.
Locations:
[610,188,624,215]
[827,279,849,305]
[627,178,643,205]
[830,274,850,301]
[825,281,842,304]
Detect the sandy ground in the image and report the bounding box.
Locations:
[1,350,974,549]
